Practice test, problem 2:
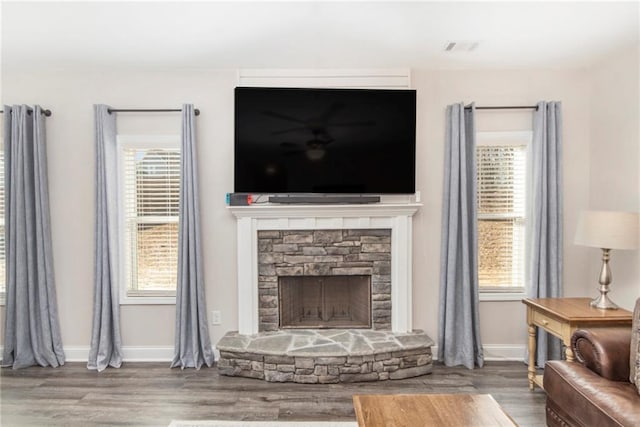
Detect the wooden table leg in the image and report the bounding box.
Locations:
[527,324,536,390]
[565,346,575,362]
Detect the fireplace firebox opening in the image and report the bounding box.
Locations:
[279,275,371,329]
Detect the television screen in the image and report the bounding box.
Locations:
[234,87,416,194]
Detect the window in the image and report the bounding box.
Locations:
[476,132,530,299]
[118,136,180,304]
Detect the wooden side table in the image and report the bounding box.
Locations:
[522,297,632,390]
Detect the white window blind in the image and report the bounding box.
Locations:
[476,142,527,290]
[122,145,180,296]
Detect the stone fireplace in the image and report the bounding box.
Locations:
[218,203,434,383]
[227,203,420,335]
[257,229,392,331]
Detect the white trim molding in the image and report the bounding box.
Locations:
[432,344,526,362]
[0,346,179,363]
[479,291,526,302]
[238,68,411,89]
[228,203,421,335]
[481,344,527,361]
[65,346,176,362]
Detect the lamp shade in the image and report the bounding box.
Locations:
[574,210,640,250]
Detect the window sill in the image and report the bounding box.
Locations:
[120,293,176,305]
[479,291,526,302]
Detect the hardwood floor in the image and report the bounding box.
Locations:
[1,361,546,426]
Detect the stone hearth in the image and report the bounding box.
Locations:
[217,329,434,383]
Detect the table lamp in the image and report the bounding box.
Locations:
[574,210,640,309]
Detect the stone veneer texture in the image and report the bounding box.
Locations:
[258,229,392,331]
[217,329,434,383]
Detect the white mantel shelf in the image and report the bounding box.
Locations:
[227,203,422,218]
[228,202,422,335]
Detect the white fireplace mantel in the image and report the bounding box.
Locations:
[228,203,422,335]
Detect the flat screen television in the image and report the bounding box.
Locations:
[234,87,416,195]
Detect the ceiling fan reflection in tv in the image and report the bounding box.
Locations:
[267,102,375,161]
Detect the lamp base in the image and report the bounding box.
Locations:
[590,293,619,310]
[591,248,619,310]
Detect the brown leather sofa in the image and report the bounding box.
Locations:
[543,327,640,427]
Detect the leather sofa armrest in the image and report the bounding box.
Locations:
[571,327,631,381]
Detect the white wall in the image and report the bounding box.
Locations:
[0,63,614,357]
[0,69,239,350]
[588,45,640,310]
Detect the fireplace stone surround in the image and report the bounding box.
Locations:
[220,203,433,383]
[258,229,392,331]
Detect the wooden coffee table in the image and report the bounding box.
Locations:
[352,394,516,426]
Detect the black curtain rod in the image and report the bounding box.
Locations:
[465,105,538,111]
[108,108,200,116]
[0,109,52,117]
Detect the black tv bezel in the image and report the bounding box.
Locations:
[233,86,417,195]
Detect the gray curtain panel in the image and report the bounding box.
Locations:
[170,104,214,369]
[1,105,65,369]
[527,101,563,367]
[87,104,123,371]
[438,103,484,369]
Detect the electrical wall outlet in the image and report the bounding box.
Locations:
[211,310,222,325]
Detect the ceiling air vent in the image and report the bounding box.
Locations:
[444,41,479,52]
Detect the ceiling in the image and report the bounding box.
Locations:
[1,1,638,71]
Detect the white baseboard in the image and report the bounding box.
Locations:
[482,344,526,361]
[28,346,219,363]
[63,346,90,361]
[0,345,176,363]
[431,344,526,362]
[63,346,177,362]
[2,345,525,363]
